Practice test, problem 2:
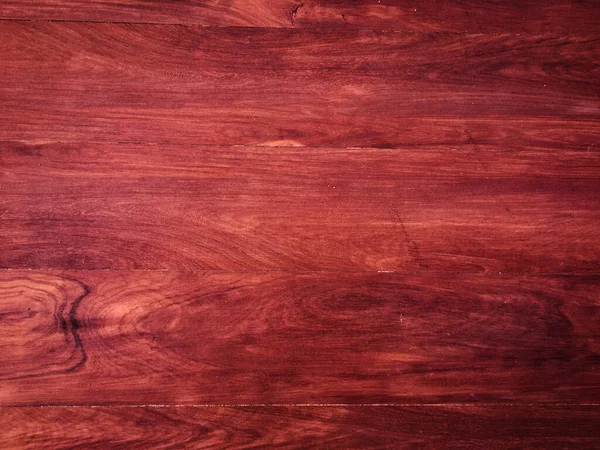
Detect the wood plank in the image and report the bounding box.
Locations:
[3,405,600,449]
[0,22,598,148]
[1,271,598,405]
[0,0,598,34]
[2,142,600,272]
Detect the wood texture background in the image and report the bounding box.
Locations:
[0,0,599,447]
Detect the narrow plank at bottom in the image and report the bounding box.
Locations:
[3,405,599,449]
[1,271,598,405]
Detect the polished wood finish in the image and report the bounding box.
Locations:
[1,271,598,405]
[1,0,599,446]
[0,22,598,148]
[0,0,598,33]
[4,405,600,449]
[3,142,600,272]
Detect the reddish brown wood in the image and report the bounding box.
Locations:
[3,405,600,449]
[0,0,598,34]
[0,4,599,444]
[0,271,598,405]
[0,22,598,148]
[2,142,599,272]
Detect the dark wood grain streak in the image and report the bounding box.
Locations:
[2,142,599,272]
[0,23,598,148]
[1,271,598,405]
[3,405,600,449]
[0,0,598,34]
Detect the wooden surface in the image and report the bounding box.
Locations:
[1,271,599,405]
[1,0,599,447]
[0,0,599,33]
[2,142,600,272]
[3,405,600,449]
[1,23,599,148]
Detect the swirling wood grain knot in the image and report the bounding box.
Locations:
[0,274,89,380]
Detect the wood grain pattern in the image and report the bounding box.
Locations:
[3,405,600,449]
[0,0,598,34]
[1,271,598,405]
[1,22,598,148]
[3,142,600,272]
[1,4,599,445]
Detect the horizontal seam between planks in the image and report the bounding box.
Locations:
[1,403,599,408]
[1,269,599,276]
[1,139,599,154]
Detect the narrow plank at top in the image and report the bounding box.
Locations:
[0,22,598,148]
[0,0,598,34]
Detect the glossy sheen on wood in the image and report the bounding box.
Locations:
[3,405,600,449]
[0,0,599,34]
[1,22,599,148]
[2,142,600,272]
[1,271,598,405]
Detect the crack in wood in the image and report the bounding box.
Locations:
[392,209,428,270]
[290,3,304,25]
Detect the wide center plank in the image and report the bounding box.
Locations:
[2,142,599,272]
